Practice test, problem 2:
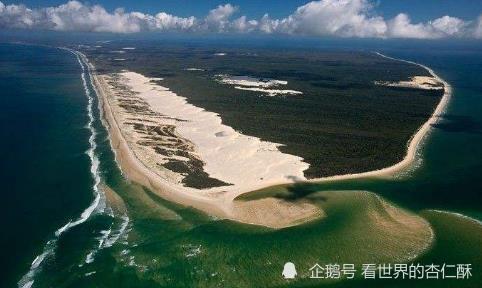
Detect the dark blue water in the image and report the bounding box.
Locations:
[0,44,95,287]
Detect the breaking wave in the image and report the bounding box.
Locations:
[17,48,105,288]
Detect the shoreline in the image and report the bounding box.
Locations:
[306,52,452,183]
[79,49,451,227]
[75,51,233,220]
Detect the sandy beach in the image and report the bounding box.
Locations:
[77,50,451,228]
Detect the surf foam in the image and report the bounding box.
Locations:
[18,48,105,288]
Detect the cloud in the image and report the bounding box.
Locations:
[204,3,237,32]
[43,2,142,33]
[0,0,480,39]
[142,12,196,32]
[231,16,258,33]
[431,16,467,36]
[262,0,388,37]
[0,0,195,33]
[474,15,482,39]
[262,0,473,39]
[387,14,468,39]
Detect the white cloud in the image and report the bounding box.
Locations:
[0,0,195,33]
[0,2,36,29]
[387,13,435,39]
[231,16,258,33]
[387,14,467,39]
[145,12,196,31]
[43,2,142,33]
[262,0,471,39]
[258,14,278,34]
[267,0,388,37]
[204,4,238,32]
[0,0,480,39]
[474,15,482,39]
[431,15,466,36]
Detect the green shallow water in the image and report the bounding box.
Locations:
[2,42,482,288]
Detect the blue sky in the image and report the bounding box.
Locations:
[1,0,481,39]
[4,0,482,22]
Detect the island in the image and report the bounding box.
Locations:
[74,44,449,228]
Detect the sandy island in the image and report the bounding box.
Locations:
[76,50,451,228]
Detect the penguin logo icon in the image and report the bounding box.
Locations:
[282,262,297,279]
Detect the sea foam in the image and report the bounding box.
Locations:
[18,48,105,288]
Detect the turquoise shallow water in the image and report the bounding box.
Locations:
[1,41,481,288]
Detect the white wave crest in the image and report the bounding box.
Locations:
[17,48,105,288]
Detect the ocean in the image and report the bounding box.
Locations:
[0,44,95,287]
[1,40,481,287]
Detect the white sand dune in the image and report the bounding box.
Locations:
[217,75,288,87]
[233,86,303,96]
[216,75,302,96]
[118,71,309,194]
[375,75,444,90]
[92,66,311,227]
